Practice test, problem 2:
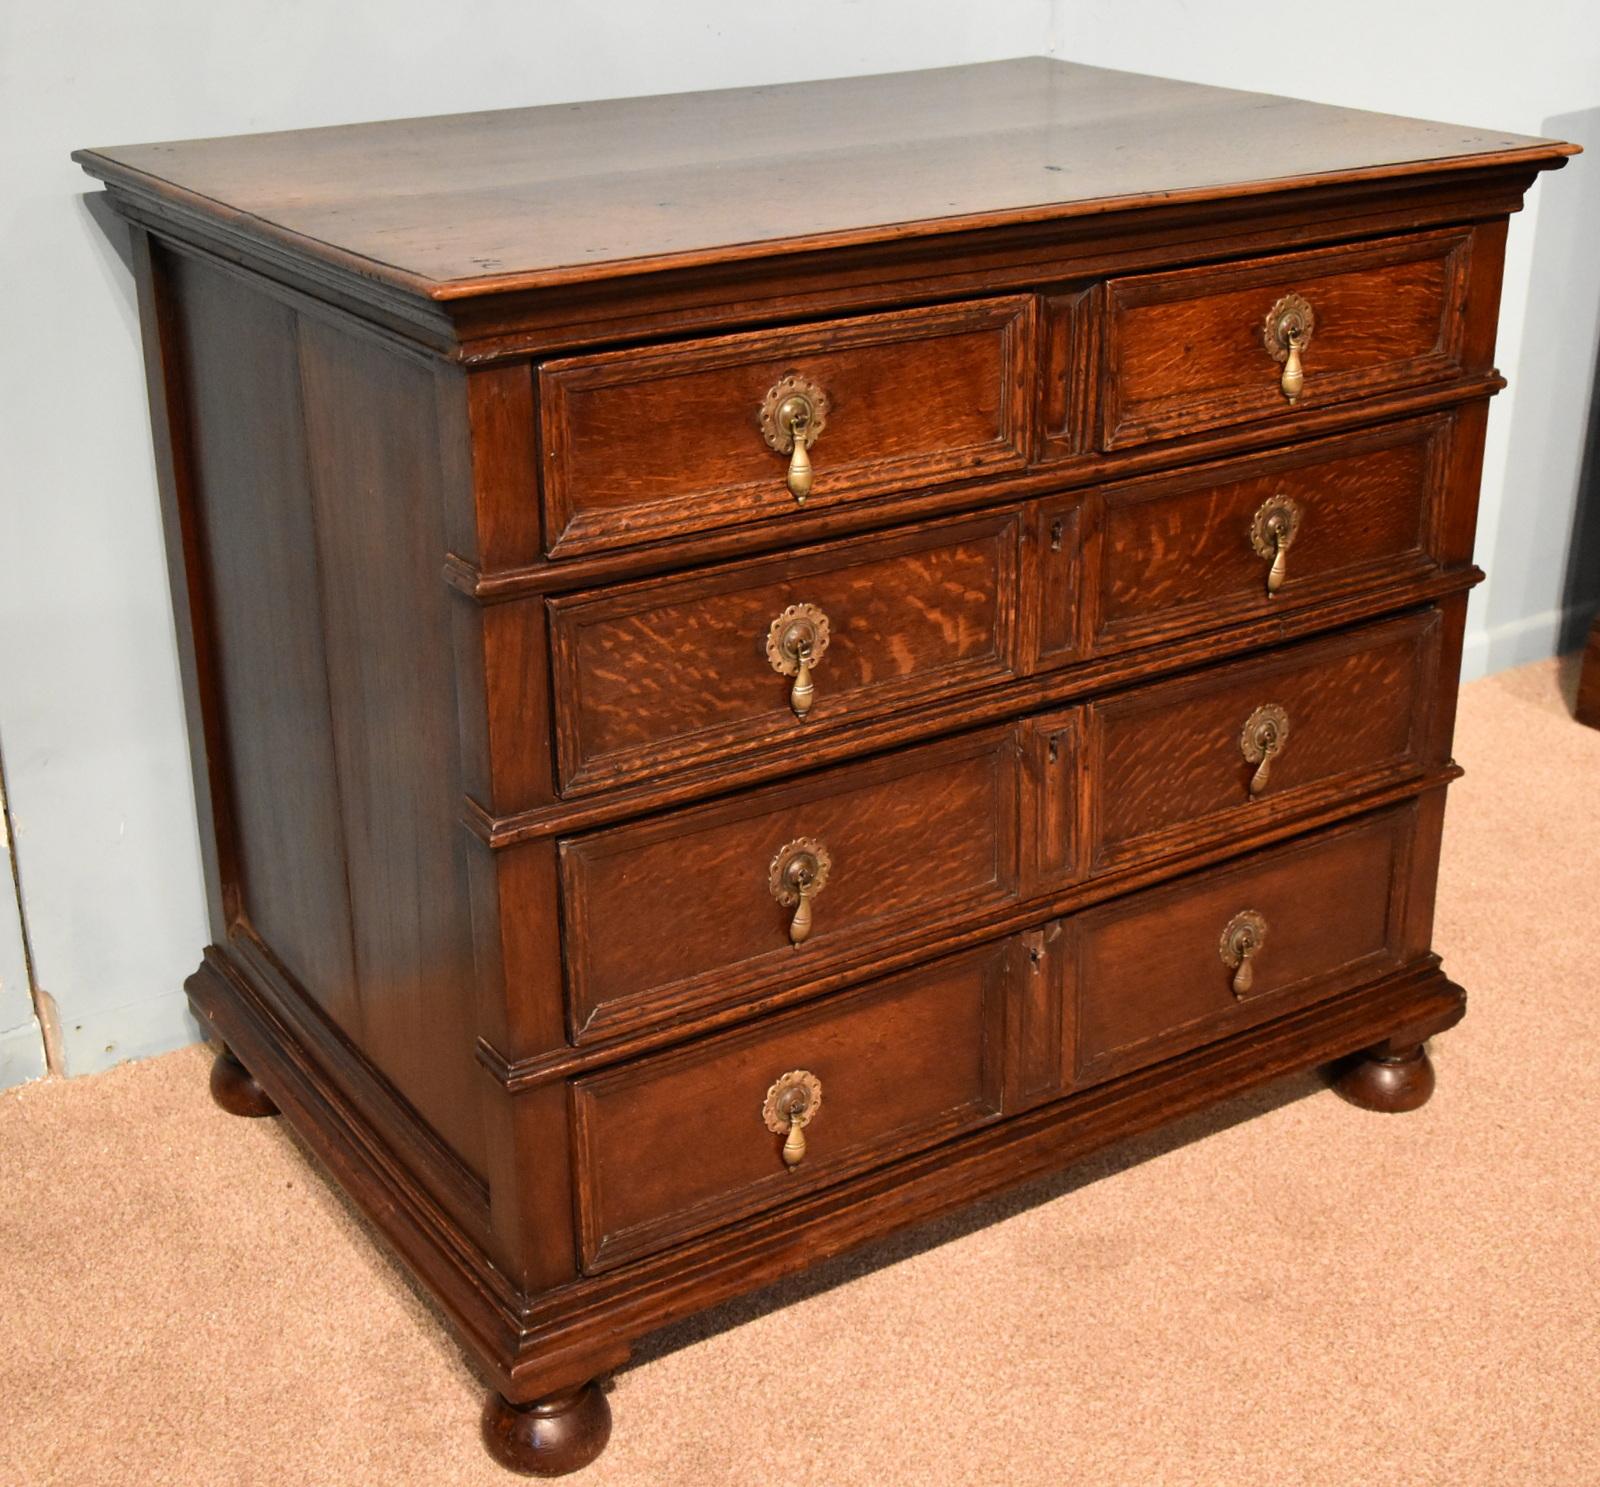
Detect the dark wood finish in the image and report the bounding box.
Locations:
[572,942,1008,1270]
[1069,807,1414,1088]
[1082,415,1451,654]
[1080,610,1443,871]
[72,60,1571,296]
[482,1382,612,1477]
[539,297,1035,555]
[1330,1039,1437,1112]
[1102,229,1473,446]
[79,60,1573,1474]
[557,727,1022,1040]
[208,1044,278,1118]
[547,509,1022,793]
[1576,612,1600,728]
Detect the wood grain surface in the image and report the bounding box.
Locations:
[571,943,1007,1270]
[1070,807,1411,1086]
[547,510,1020,791]
[1102,229,1472,445]
[73,59,1572,294]
[538,297,1034,554]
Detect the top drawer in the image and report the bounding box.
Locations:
[539,297,1035,556]
[1101,229,1473,448]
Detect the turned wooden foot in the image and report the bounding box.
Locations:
[482,1381,611,1477]
[209,1045,279,1118]
[1332,1041,1435,1113]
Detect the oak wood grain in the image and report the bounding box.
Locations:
[557,728,1023,1041]
[547,509,1021,793]
[1102,229,1473,446]
[73,59,1573,297]
[1070,807,1412,1086]
[571,942,1007,1270]
[538,296,1034,555]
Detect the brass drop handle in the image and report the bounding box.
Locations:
[769,837,832,947]
[1250,495,1302,597]
[762,1070,823,1170]
[1239,704,1291,797]
[1219,910,1269,997]
[765,603,831,721]
[783,402,814,502]
[1263,292,1315,405]
[760,374,829,506]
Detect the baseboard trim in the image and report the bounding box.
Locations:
[1461,596,1599,680]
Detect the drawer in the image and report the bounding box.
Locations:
[1074,416,1450,655]
[547,510,1023,793]
[559,728,1023,1040]
[1080,610,1441,871]
[1101,229,1472,448]
[539,297,1035,556]
[571,941,1009,1270]
[1069,808,1413,1087]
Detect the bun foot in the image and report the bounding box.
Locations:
[482,1381,611,1477]
[209,1045,279,1118]
[1332,1041,1435,1113]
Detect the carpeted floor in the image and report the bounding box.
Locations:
[2,656,1597,1487]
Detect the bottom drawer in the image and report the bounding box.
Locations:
[1069,807,1414,1087]
[572,941,1009,1271]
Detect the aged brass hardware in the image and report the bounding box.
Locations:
[759,374,829,504]
[762,1069,823,1169]
[1239,703,1291,797]
[765,602,831,720]
[1219,910,1268,997]
[768,837,832,946]
[1250,494,1302,596]
[1263,292,1315,404]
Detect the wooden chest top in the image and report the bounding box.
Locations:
[72,57,1571,298]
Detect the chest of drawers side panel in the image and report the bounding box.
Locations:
[139,239,498,1230]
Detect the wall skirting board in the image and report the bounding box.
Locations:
[1460,599,1600,681]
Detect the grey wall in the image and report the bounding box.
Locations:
[1,0,1593,1087]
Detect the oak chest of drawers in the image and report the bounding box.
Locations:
[76,59,1574,1475]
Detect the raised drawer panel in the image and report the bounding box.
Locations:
[559,729,1022,1040]
[1083,611,1440,870]
[547,510,1022,793]
[538,297,1035,556]
[1069,808,1413,1087]
[571,941,1009,1271]
[1082,416,1448,654]
[1101,229,1471,447]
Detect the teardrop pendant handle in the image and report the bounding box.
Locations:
[786,410,813,503]
[1240,703,1290,798]
[769,838,832,948]
[781,1114,808,1167]
[765,604,830,721]
[762,1069,823,1172]
[1280,333,1305,403]
[790,649,814,719]
[759,376,828,506]
[1219,910,1269,999]
[788,879,815,945]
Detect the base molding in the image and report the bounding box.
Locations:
[191,940,1463,1401]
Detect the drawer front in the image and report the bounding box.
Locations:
[1070,809,1413,1087]
[1102,230,1472,447]
[539,297,1035,556]
[1084,416,1448,654]
[559,729,1022,1040]
[1084,611,1441,870]
[547,510,1022,793]
[571,942,1009,1271]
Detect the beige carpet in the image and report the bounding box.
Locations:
[3,657,1598,1486]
